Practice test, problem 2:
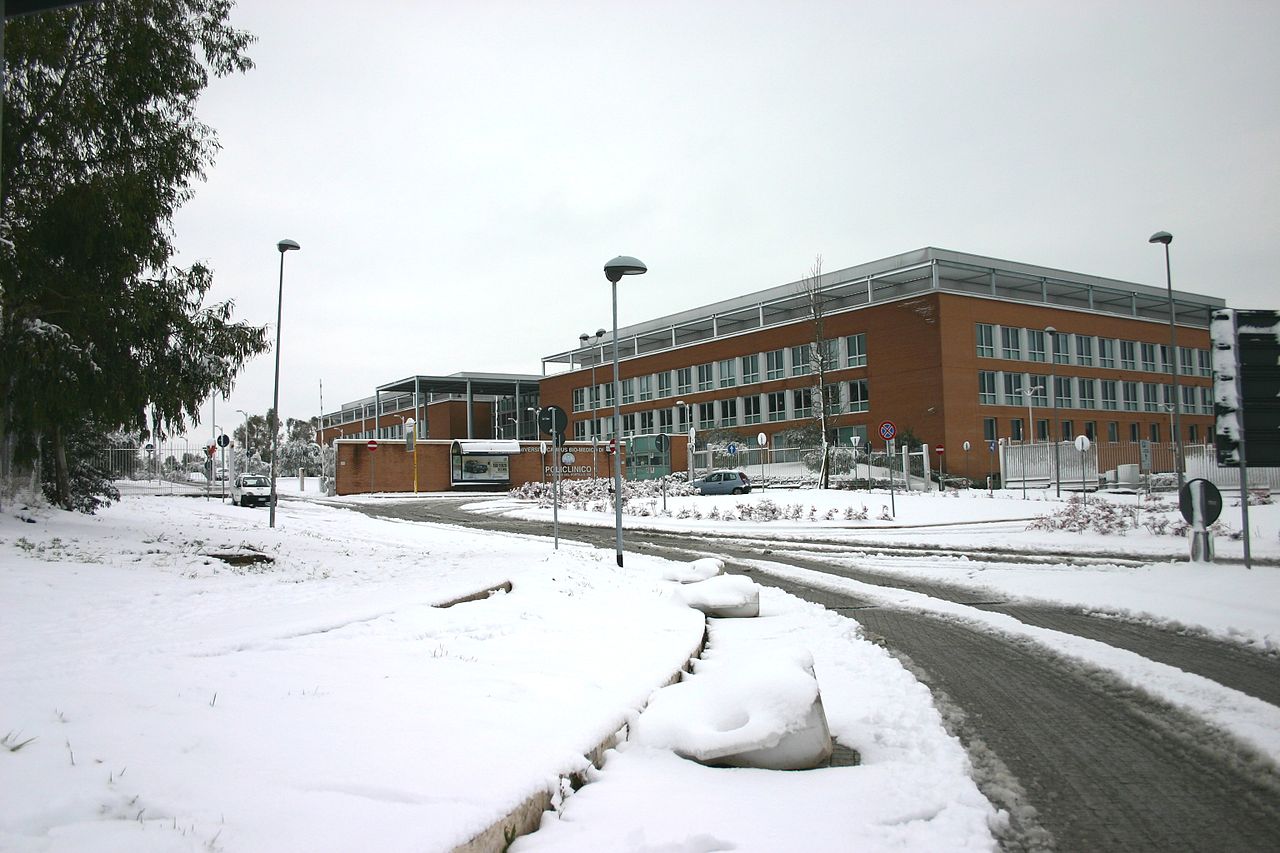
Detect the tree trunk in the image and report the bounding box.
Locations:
[53,422,71,508]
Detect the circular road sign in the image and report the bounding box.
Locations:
[144,442,155,453]
[934,444,944,455]
[654,434,670,452]
[757,432,767,448]
[1179,479,1223,526]
[727,443,738,455]
[216,433,231,448]
[367,439,378,452]
[879,421,897,441]
[1074,435,1092,453]
[539,405,569,437]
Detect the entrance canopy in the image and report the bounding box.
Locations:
[451,440,521,455]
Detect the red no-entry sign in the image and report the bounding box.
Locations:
[367,439,378,452]
[935,444,944,454]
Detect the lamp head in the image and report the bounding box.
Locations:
[277,238,301,253]
[604,255,647,283]
[1148,231,1173,245]
[579,333,589,344]
[595,328,606,339]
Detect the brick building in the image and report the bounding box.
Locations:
[537,247,1223,484]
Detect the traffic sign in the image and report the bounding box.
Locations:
[1179,478,1223,526]
[144,442,155,453]
[367,439,378,452]
[607,438,617,454]
[1074,435,1091,453]
[727,443,738,455]
[654,434,670,452]
[879,421,897,441]
[757,432,767,448]
[216,434,230,448]
[988,440,996,452]
[205,444,216,458]
[539,405,568,438]
[934,444,944,455]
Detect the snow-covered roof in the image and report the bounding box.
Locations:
[451,439,521,455]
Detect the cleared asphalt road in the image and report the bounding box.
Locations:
[354,499,1280,851]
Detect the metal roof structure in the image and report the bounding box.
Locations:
[543,246,1227,370]
[376,372,541,398]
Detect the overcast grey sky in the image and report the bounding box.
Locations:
[169,0,1280,434]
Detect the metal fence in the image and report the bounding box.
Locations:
[1000,441,1280,493]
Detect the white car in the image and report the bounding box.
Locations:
[231,474,271,507]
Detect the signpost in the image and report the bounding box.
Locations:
[405,418,417,494]
[1074,434,1091,504]
[850,434,864,486]
[539,406,568,550]
[757,431,767,488]
[987,439,996,496]
[879,422,897,518]
[934,444,945,491]
[1179,478,1223,563]
[367,438,377,496]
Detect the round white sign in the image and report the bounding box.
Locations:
[1074,435,1091,452]
[757,432,767,447]
[561,452,575,464]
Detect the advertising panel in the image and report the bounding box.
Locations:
[452,454,511,483]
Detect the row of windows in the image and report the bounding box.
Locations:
[571,380,871,439]
[977,370,1213,415]
[975,323,1211,377]
[980,417,1203,445]
[572,334,868,412]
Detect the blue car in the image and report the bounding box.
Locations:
[692,470,752,495]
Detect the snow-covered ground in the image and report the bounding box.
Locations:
[2,481,1277,851]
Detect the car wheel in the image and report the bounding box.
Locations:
[231,495,238,506]
[732,487,743,495]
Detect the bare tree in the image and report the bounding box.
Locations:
[801,256,837,488]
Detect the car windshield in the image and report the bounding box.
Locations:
[240,476,268,486]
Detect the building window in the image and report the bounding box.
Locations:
[1200,386,1213,415]
[1123,381,1139,411]
[976,323,995,358]
[983,418,997,442]
[1141,342,1157,372]
[1028,329,1046,363]
[1060,419,1073,439]
[1003,372,1024,406]
[1149,422,1160,443]
[821,383,841,414]
[1160,344,1174,374]
[1055,376,1072,409]
[718,359,736,388]
[604,382,615,407]
[1188,424,1199,443]
[720,398,738,426]
[817,339,839,372]
[741,354,759,384]
[1036,419,1050,442]
[1099,338,1115,369]
[640,411,655,434]
[744,395,762,425]
[979,371,997,405]
[1101,380,1118,411]
[792,388,812,419]
[767,391,786,422]
[677,367,692,396]
[791,344,811,376]
[572,387,587,412]
[1129,422,1140,442]
[1181,385,1196,414]
[622,378,635,405]
[1001,327,1022,360]
[1075,335,1093,366]
[1030,378,1048,406]
[849,379,869,413]
[836,334,863,371]
[1052,332,1069,365]
[573,421,586,440]
[659,408,673,432]
[766,349,786,380]
[677,404,691,431]
[697,363,714,391]
[1179,348,1194,376]
[622,413,636,436]
[658,371,672,398]
[638,374,653,401]
[1121,340,1137,370]
[698,402,715,430]
[1197,349,1212,378]
[1142,383,1160,412]
[1011,418,1025,441]
[1107,421,1119,442]
[1079,378,1096,410]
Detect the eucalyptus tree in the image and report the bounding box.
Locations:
[0,1,266,508]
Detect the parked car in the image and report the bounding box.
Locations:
[692,470,752,495]
[231,474,271,507]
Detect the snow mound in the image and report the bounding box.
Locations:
[673,573,759,617]
[662,557,724,583]
[632,650,832,769]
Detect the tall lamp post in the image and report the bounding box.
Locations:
[1045,326,1061,497]
[527,406,544,482]
[579,328,606,477]
[235,408,251,474]
[604,255,647,568]
[269,238,300,528]
[1149,231,1184,489]
[1023,384,1044,500]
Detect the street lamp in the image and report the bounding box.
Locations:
[235,408,251,471]
[1045,326,1061,498]
[1149,230,1184,489]
[269,238,300,528]
[1023,384,1044,501]
[677,398,693,480]
[604,255,647,568]
[507,416,518,440]
[528,406,544,482]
